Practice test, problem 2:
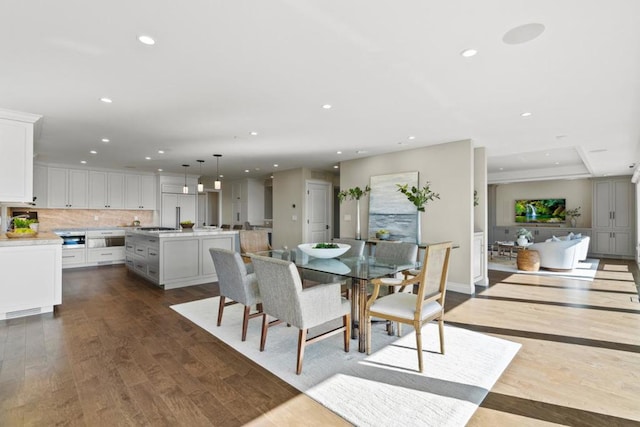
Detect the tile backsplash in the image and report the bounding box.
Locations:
[11,209,156,231]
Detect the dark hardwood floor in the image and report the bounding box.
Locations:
[1,258,639,426]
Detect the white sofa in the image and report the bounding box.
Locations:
[527,235,590,270]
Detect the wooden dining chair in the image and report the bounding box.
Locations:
[239,230,272,263]
[251,255,351,374]
[365,241,452,372]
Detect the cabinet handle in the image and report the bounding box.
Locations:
[149,252,157,256]
[62,255,74,259]
[612,211,615,220]
[101,252,113,256]
[136,248,144,253]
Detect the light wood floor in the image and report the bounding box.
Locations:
[1,259,639,426]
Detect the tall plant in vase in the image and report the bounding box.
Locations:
[397,182,440,244]
[338,185,370,240]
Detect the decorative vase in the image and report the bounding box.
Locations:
[570,217,577,228]
[416,212,422,245]
[376,232,389,240]
[355,199,361,240]
[517,236,528,246]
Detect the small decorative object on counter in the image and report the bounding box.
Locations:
[565,207,581,228]
[180,220,194,230]
[7,218,38,238]
[376,229,390,240]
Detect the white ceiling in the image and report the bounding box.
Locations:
[1,0,639,183]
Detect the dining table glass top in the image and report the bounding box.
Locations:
[253,248,417,281]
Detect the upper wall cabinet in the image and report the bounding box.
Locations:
[124,174,156,210]
[0,110,42,203]
[89,171,125,209]
[32,164,48,208]
[47,168,89,208]
[593,178,632,229]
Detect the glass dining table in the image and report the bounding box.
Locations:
[253,248,417,353]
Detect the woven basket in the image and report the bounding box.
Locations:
[517,249,540,271]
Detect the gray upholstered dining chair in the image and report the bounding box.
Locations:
[209,248,262,341]
[250,255,351,375]
[371,241,419,293]
[366,241,452,373]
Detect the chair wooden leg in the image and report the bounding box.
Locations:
[296,329,307,375]
[366,315,372,355]
[217,296,225,326]
[260,314,268,351]
[343,313,351,352]
[438,318,445,355]
[415,322,423,373]
[241,305,250,341]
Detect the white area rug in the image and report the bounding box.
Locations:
[171,297,521,426]
[488,258,600,281]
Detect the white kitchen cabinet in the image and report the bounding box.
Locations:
[592,178,634,257]
[32,164,48,207]
[0,241,62,320]
[124,174,156,209]
[47,167,88,208]
[0,110,41,203]
[593,230,632,256]
[161,193,196,228]
[230,178,265,226]
[61,248,87,267]
[89,171,125,209]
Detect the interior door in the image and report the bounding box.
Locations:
[306,181,331,243]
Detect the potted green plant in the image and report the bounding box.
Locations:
[337,185,370,240]
[565,207,581,228]
[515,228,533,246]
[397,182,440,243]
[8,218,38,237]
[375,229,390,240]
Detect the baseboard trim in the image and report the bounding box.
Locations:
[447,280,475,295]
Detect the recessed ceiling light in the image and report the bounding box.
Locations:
[556,135,567,139]
[80,160,87,164]
[100,97,112,103]
[157,168,163,172]
[255,168,260,171]
[545,152,550,156]
[521,112,532,117]
[250,131,258,136]
[101,138,110,143]
[460,49,478,57]
[408,136,416,140]
[398,142,407,146]
[503,23,545,45]
[322,104,332,109]
[158,150,165,154]
[589,148,607,153]
[270,175,274,179]
[333,165,339,169]
[336,151,342,155]
[555,162,560,165]
[273,164,279,168]
[90,150,97,154]
[138,35,155,45]
[145,156,151,160]
[356,150,368,154]
[499,167,504,171]
[244,169,250,173]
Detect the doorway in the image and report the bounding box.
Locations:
[305,180,332,243]
[197,190,222,227]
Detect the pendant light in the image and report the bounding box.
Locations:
[213,154,222,190]
[182,164,190,194]
[196,159,205,192]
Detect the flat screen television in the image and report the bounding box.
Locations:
[515,198,566,223]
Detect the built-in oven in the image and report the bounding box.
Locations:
[86,230,125,248]
[54,230,86,249]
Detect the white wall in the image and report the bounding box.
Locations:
[272,168,304,249]
[339,140,476,294]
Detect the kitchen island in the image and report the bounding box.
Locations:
[0,232,63,319]
[125,229,239,289]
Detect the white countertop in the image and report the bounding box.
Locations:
[126,229,239,238]
[0,231,63,247]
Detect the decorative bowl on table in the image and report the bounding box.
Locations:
[6,230,38,238]
[298,243,350,259]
